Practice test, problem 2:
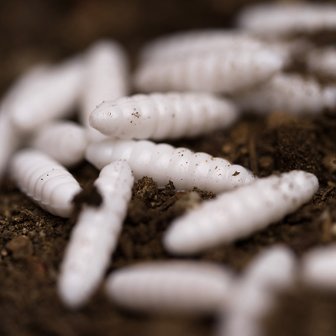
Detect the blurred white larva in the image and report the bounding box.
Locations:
[8,57,83,134]
[89,93,238,140]
[58,161,134,308]
[307,47,336,80]
[238,3,336,37]
[235,73,335,115]
[10,149,82,217]
[164,170,318,255]
[80,40,129,141]
[85,139,254,193]
[301,245,336,289]
[134,49,284,94]
[31,121,88,167]
[105,261,233,315]
[218,246,296,336]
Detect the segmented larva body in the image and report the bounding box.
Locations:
[105,261,233,315]
[80,40,129,141]
[238,3,336,37]
[86,139,254,193]
[134,49,284,94]
[8,57,83,134]
[218,246,296,336]
[58,161,134,308]
[235,73,336,115]
[301,245,336,289]
[31,121,88,167]
[90,93,238,140]
[307,47,336,80]
[10,150,82,217]
[164,170,318,255]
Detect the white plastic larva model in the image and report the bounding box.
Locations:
[301,245,336,289]
[10,149,82,218]
[30,121,88,167]
[105,261,233,315]
[307,47,336,80]
[238,3,336,37]
[134,49,284,94]
[80,40,129,141]
[85,139,254,193]
[8,57,83,134]
[235,73,335,115]
[89,93,238,140]
[218,246,296,336]
[164,170,318,255]
[58,161,134,308]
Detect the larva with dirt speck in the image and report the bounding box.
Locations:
[134,49,284,94]
[31,121,88,167]
[218,246,297,336]
[90,93,238,140]
[164,170,318,255]
[10,150,82,217]
[86,139,254,193]
[58,161,134,308]
[307,47,336,80]
[235,73,336,115]
[105,261,233,315]
[238,3,336,37]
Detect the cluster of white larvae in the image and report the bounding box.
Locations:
[1,1,336,334]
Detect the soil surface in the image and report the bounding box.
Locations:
[0,1,336,335]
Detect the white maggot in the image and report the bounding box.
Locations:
[105,261,233,315]
[58,161,134,308]
[134,49,284,94]
[80,40,129,141]
[235,73,336,115]
[164,170,318,255]
[10,149,82,217]
[89,93,238,140]
[307,47,336,80]
[31,121,88,167]
[85,139,254,193]
[238,3,336,37]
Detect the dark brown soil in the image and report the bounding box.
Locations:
[1,1,336,335]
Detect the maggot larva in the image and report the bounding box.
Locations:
[89,92,238,140]
[105,261,234,315]
[10,149,82,217]
[85,139,254,193]
[164,170,318,255]
[58,160,134,308]
[306,47,336,80]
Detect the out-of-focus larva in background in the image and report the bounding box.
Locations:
[86,139,254,193]
[307,47,336,80]
[58,161,134,308]
[90,93,238,140]
[164,170,318,255]
[31,121,88,167]
[10,150,82,217]
[218,246,297,336]
[105,261,233,315]
[234,73,336,115]
[80,40,129,141]
[238,2,336,37]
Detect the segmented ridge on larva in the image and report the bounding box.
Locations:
[307,47,336,80]
[10,150,82,218]
[164,170,318,255]
[301,245,336,289]
[219,246,296,336]
[58,161,134,308]
[235,73,335,115]
[80,40,129,141]
[8,57,83,134]
[85,139,254,193]
[31,121,88,167]
[134,49,284,94]
[105,261,233,314]
[238,3,336,36]
[90,93,238,140]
